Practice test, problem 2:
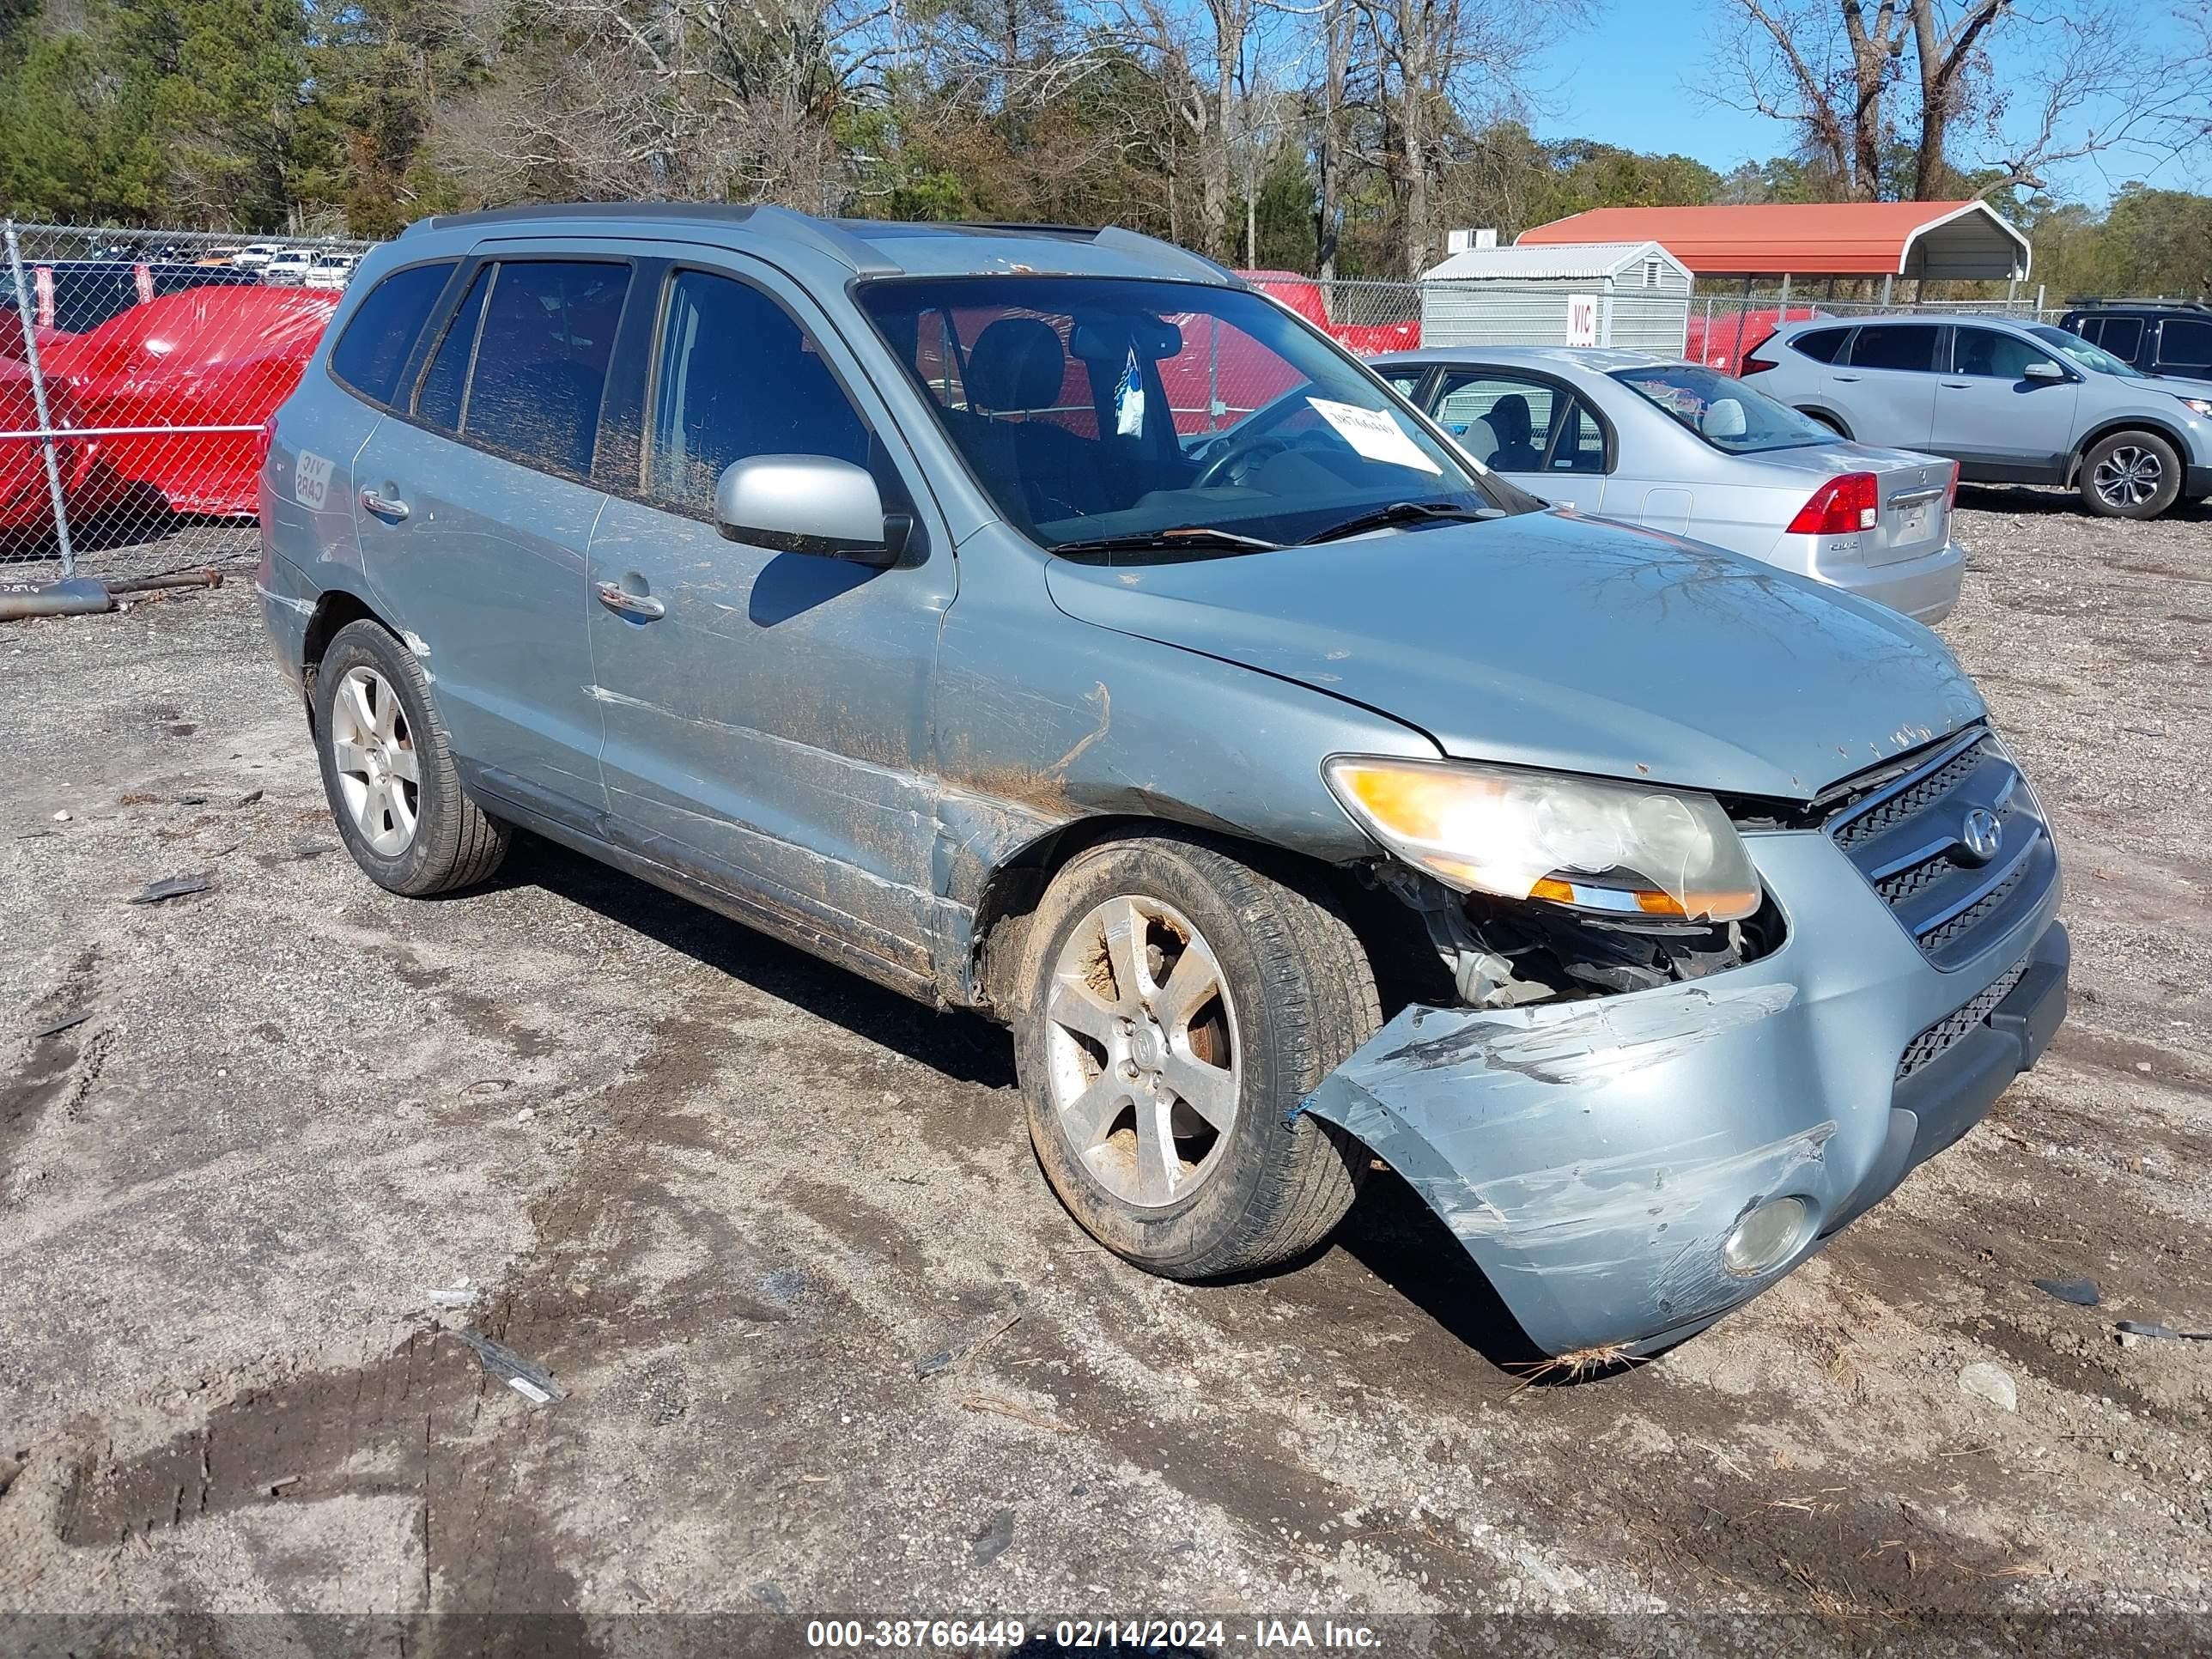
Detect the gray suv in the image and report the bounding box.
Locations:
[1750,314,2212,519]
[254,206,2067,1360]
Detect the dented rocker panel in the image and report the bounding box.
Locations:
[1295,830,2067,1356]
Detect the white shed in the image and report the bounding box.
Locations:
[1417,240,1693,354]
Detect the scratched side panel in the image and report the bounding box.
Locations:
[926,526,1445,927]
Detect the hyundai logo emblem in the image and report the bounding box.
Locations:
[1959,808,2003,865]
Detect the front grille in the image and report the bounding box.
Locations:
[1826,728,2057,970]
[1897,957,2029,1079]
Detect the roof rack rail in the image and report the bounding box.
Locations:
[401,202,902,276]
[2065,296,2212,310]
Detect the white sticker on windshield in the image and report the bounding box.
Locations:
[1115,347,1146,436]
[1306,398,1440,474]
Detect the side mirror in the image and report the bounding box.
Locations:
[714,454,909,566]
[2022,360,2066,382]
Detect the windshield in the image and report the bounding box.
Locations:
[1609,362,1832,454]
[2030,324,2140,379]
[856,276,1499,550]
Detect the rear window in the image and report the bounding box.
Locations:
[1792,327,1850,363]
[1847,325,1939,372]
[2158,318,2212,374]
[329,262,456,406]
[1610,362,1831,455]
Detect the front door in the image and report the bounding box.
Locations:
[1932,325,2080,481]
[1425,368,1607,513]
[1827,322,1942,448]
[586,258,958,986]
[352,254,635,822]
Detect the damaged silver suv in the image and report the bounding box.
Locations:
[255,206,2067,1358]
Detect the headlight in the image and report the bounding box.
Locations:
[2177,396,2212,418]
[1324,756,1762,922]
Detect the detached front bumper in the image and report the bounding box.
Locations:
[1296,831,2066,1357]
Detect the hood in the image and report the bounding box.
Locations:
[1043,510,1985,802]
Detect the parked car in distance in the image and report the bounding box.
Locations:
[41,286,340,516]
[303,253,360,290]
[256,209,2066,1360]
[1373,346,1964,623]
[2057,302,2212,382]
[1748,314,2212,519]
[231,244,288,270]
[261,250,317,286]
[21,260,259,336]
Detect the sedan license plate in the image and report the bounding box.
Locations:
[1896,501,1932,542]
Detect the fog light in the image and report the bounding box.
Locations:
[1723,1195,1811,1277]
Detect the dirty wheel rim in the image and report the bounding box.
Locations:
[2094,446,2162,507]
[330,665,420,857]
[1043,894,1242,1210]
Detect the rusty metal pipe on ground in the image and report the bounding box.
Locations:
[0,568,223,620]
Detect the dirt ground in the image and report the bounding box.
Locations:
[3,490,2210,1649]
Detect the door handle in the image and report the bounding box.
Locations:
[595,580,666,622]
[1832,374,1863,382]
[360,489,410,520]
[1940,380,1972,389]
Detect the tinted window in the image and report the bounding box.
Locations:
[2158,318,2212,373]
[330,262,455,405]
[416,267,489,430]
[645,270,870,510]
[1792,327,1850,363]
[1848,325,1939,372]
[1950,327,2051,380]
[2094,318,2142,361]
[463,263,629,476]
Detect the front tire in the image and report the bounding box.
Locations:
[1014,832,1377,1279]
[2079,430,2181,519]
[313,619,510,896]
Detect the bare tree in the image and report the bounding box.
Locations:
[1352,0,1579,274]
[1711,0,2212,201]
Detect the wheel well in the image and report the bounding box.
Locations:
[1798,406,1850,438]
[969,816,1401,1018]
[2067,418,2190,485]
[300,590,386,720]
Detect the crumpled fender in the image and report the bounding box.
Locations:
[1291,830,2065,1357]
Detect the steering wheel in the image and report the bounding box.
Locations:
[1194,432,1293,490]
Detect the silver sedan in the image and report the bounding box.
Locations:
[1373,346,1966,623]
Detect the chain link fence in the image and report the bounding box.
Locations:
[3,221,373,585]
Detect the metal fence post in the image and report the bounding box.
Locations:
[4,218,75,575]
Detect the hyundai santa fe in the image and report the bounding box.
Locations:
[254,206,2068,1359]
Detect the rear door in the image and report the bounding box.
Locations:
[351,252,635,824]
[584,254,958,987]
[1826,323,1942,447]
[2154,316,2212,380]
[1425,368,1607,511]
[1931,325,2078,482]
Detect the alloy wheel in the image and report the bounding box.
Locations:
[329,665,421,856]
[1042,894,1242,1209]
[2094,445,2163,508]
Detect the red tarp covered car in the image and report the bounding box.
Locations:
[0,357,130,537]
[38,285,340,517]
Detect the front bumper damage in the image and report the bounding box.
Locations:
[1297,831,2068,1357]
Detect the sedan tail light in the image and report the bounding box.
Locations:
[1944,460,1960,510]
[1785,472,1880,536]
[255,414,278,470]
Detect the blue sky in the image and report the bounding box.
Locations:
[1528,4,2212,204]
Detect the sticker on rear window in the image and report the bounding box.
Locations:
[295,450,333,512]
[1307,398,1440,474]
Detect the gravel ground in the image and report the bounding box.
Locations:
[2,492,2209,1648]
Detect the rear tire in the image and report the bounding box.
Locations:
[313,619,510,896]
[1013,831,1377,1280]
[1800,409,1850,438]
[2078,430,2182,519]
